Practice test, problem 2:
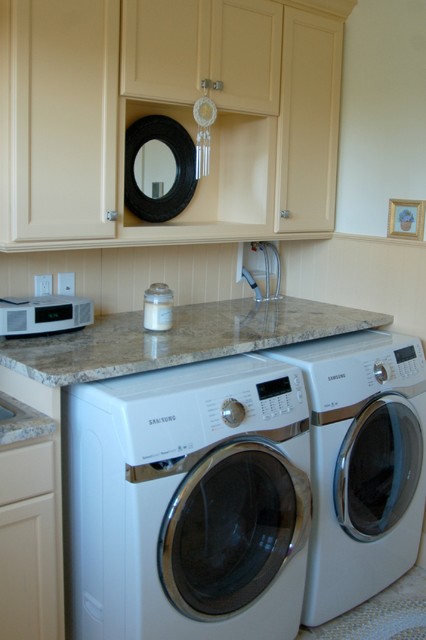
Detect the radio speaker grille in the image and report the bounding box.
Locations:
[7,310,27,333]
[75,303,91,326]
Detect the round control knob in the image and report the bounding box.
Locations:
[374,361,389,384]
[221,398,246,428]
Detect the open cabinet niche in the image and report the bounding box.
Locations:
[117,99,278,245]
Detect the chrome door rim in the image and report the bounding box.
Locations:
[334,393,423,541]
[158,436,311,621]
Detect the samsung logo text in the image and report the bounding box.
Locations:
[148,415,177,426]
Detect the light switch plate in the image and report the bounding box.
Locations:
[58,272,75,296]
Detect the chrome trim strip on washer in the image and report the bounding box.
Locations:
[125,418,309,483]
[312,380,426,426]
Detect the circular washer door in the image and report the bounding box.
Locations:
[334,393,423,541]
[158,437,311,621]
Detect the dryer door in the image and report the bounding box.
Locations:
[158,437,311,621]
[334,393,423,541]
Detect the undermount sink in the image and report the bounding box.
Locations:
[0,406,15,420]
[0,400,25,422]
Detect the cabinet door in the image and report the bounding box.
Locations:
[210,0,283,114]
[275,7,343,233]
[121,0,282,115]
[121,0,211,103]
[10,0,119,241]
[0,494,59,640]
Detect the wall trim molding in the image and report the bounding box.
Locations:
[333,232,425,247]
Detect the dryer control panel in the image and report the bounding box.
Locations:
[258,330,426,415]
[367,340,425,388]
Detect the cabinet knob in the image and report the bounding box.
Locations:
[201,78,212,89]
[280,209,291,219]
[105,210,118,222]
[213,80,223,91]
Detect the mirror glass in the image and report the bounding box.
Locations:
[134,140,177,199]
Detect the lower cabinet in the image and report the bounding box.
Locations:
[0,441,61,640]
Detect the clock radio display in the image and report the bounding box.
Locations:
[35,304,73,323]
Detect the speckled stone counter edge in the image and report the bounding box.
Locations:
[0,296,394,388]
[0,390,56,446]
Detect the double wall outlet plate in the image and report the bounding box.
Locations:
[33,272,76,296]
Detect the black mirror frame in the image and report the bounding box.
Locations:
[124,115,197,223]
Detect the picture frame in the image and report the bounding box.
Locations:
[388,199,425,240]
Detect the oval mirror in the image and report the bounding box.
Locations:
[125,115,197,223]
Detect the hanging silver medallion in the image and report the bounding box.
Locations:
[193,95,217,179]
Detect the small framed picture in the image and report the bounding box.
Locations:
[388,199,425,240]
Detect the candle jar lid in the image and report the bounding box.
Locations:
[144,282,173,302]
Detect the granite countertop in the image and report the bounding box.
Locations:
[0,390,56,446]
[0,296,393,388]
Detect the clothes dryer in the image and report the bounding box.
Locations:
[260,330,426,626]
[62,353,312,640]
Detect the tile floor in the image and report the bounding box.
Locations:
[296,565,426,639]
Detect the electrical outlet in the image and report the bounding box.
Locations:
[58,272,75,296]
[34,274,53,296]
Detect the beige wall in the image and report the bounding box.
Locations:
[335,0,426,236]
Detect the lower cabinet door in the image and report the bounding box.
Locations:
[0,493,59,640]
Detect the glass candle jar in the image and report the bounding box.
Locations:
[143,283,174,331]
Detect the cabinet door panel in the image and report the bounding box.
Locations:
[0,494,58,640]
[121,0,211,103]
[276,8,343,233]
[210,0,283,114]
[0,441,54,506]
[11,0,119,241]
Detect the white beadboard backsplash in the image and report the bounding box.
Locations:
[0,243,249,314]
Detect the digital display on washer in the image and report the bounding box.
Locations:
[394,345,416,364]
[256,377,291,400]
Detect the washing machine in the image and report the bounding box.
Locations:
[260,330,426,626]
[61,353,312,640]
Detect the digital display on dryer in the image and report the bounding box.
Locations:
[256,377,291,400]
[394,345,416,364]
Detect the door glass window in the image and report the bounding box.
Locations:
[158,441,308,620]
[335,396,423,541]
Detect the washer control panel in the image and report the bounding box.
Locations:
[202,368,308,437]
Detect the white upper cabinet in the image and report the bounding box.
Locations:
[120,0,283,115]
[275,7,344,234]
[0,0,356,250]
[1,0,120,243]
